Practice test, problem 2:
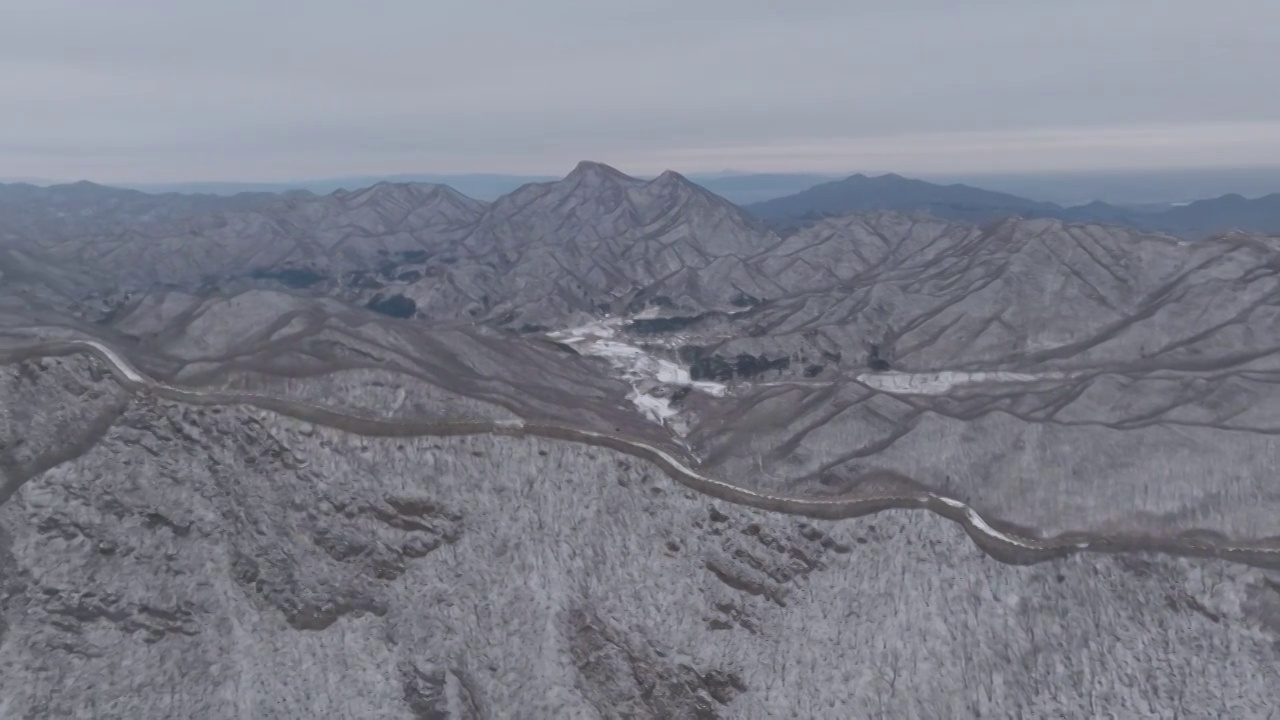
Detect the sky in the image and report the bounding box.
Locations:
[3,0,1280,183]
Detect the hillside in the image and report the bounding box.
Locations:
[3,161,1280,717]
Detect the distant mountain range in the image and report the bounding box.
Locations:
[105,171,841,205]
[115,174,557,202]
[12,164,1280,205]
[7,167,1280,249]
[10,167,1280,237]
[1146,193,1280,236]
[744,173,1061,227]
[743,173,1280,238]
[918,166,1280,206]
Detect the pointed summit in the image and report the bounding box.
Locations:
[564,161,638,185]
[652,169,691,184]
[647,168,722,201]
[647,168,745,209]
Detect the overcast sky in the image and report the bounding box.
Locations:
[3,0,1279,182]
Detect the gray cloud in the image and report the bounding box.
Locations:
[2,0,1278,181]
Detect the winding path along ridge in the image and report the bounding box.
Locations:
[11,337,1280,570]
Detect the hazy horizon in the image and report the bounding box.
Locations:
[9,163,1280,208]
[8,162,1280,186]
[4,0,1280,183]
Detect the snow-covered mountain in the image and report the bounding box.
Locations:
[4,161,1280,717]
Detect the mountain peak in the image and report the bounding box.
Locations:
[746,171,1061,229]
[1215,193,1249,203]
[650,169,700,190]
[59,180,117,193]
[565,161,637,184]
[646,169,740,208]
[327,181,485,217]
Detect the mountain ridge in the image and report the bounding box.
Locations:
[743,171,1280,237]
[5,158,1280,718]
[13,164,1280,241]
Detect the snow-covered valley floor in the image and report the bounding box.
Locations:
[548,317,725,432]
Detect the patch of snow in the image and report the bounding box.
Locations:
[549,318,728,429]
[964,507,1035,549]
[931,493,1034,549]
[390,388,407,413]
[857,369,1078,395]
[632,306,665,320]
[81,340,146,383]
[628,389,679,424]
[548,317,623,342]
[933,495,966,510]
